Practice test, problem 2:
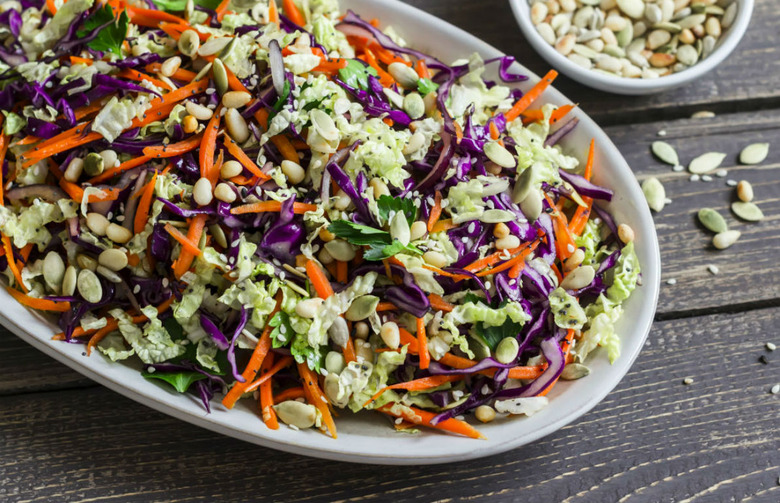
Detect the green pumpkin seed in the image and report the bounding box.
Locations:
[345,295,380,321]
[495,337,520,364]
[697,208,728,233]
[652,21,682,33]
[651,141,679,166]
[739,143,769,165]
[511,164,537,204]
[642,177,666,212]
[731,201,764,222]
[561,363,591,380]
[689,152,726,174]
[485,141,516,168]
[468,336,491,360]
[616,23,634,48]
[212,58,228,95]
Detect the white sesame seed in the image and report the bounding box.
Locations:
[394,417,403,424]
[468,222,476,233]
[567,244,575,253]
[701,175,713,182]
[766,342,776,351]
[715,169,728,177]
[162,278,169,288]
[683,377,694,385]
[771,384,779,394]
[707,264,719,275]
[664,198,673,204]
[461,237,469,243]
[657,130,667,136]
[726,179,738,187]
[133,284,141,294]
[509,279,517,286]
[481,385,490,394]
[690,174,700,182]
[672,165,684,172]
[666,278,677,285]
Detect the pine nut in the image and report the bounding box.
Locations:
[295,297,324,318]
[617,223,635,243]
[193,177,214,206]
[736,180,753,202]
[319,227,335,242]
[493,222,510,239]
[185,100,213,121]
[160,56,182,77]
[106,223,133,244]
[410,221,427,241]
[77,269,103,304]
[220,160,243,179]
[475,405,496,423]
[214,183,236,203]
[560,265,596,290]
[563,248,585,272]
[86,212,110,236]
[423,250,447,268]
[380,321,400,350]
[182,115,198,134]
[224,108,250,143]
[274,401,317,429]
[63,157,84,182]
[369,178,390,199]
[355,339,374,362]
[221,91,252,109]
[281,160,305,185]
[403,132,426,155]
[354,321,369,340]
[98,249,128,271]
[325,351,346,374]
[713,230,740,249]
[333,190,351,211]
[496,235,521,250]
[61,266,77,296]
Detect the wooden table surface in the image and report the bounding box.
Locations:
[2,1,779,501]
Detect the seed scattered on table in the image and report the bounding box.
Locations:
[682,377,694,385]
[766,342,777,352]
[666,278,677,285]
[707,264,719,275]
[739,142,769,165]
[770,384,780,395]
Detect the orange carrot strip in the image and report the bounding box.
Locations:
[343,337,357,363]
[544,193,576,261]
[134,172,158,234]
[378,404,485,439]
[2,237,26,292]
[172,214,207,278]
[336,260,348,283]
[463,245,525,274]
[417,317,430,370]
[426,190,442,232]
[69,56,92,66]
[274,386,305,402]
[164,224,202,256]
[200,106,222,184]
[283,0,306,25]
[224,135,270,180]
[268,0,279,23]
[364,375,463,407]
[230,201,318,215]
[46,0,56,14]
[427,293,454,313]
[214,0,231,22]
[306,259,335,298]
[439,353,544,380]
[504,70,558,122]
[583,138,595,181]
[88,156,151,184]
[0,133,6,206]
[398,328,420,353]
[73,100,109,121]
[118,68,173,92]
[489,121,500,140]
[270,135,299,163]
[508,261,523,279]
[298,362,337,438]
[521,103,576,124]
[430,218,457,234]
[415,60,430,79]
[143,133,203,159]
[476,241,539,277]
[375,302,398,312]
[258,353,280,430]
[126,6,189,26]
[363,49,394,87]
[6,287,70,312]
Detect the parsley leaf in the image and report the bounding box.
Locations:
[364,240,423,261]
[417,78,439,96]
[475,318,524,351]
[269,311,294,348]
[142,370,207,393]
[377,195,417,226]
[328,220,392,246]
[338,59,378,90]
[151,0,221,11]
[77,6,129,56]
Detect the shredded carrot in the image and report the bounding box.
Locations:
[69,56,92,66]
[343,337,357,363]
[489,121,500,140]
[463,244,525,274]
[269,135,299,163]
[117,68,173,91]
[6,287,70,312]
[306,259,334,298]
[164,223,202,256]
[274,387,306,402]
[363,49,394,87]
[172,214,207,278]
[200,106,222,184]
[268,0,279,23]
[378,403,485,439]
[88,156,151,184]
[336,260,348,283]
[134,172,158,234]
[416,317,430,370]
[214,0,231,22]
[231,201,318,215]
[126,5,190,27]
[46,0,57,14]
[298,362,337,438]
[397,328,420,353]
[430,218,457,234]
[427,293,454,312]
[364,374,464,407]
[283,0,306,25]
[544,193,576,261]
[415,60,431,79]
[143,133,203,159]
[375,302,397,312]
[521,103,576,125]
[224,135,270,180]
[508,261,524,279]
[439,353,545,380]
[504,70,559,122]
[569,139,596,237]
[258,353,280,430]
[476,241,539,277]
[427,190,442,232]
[2,236,26,292]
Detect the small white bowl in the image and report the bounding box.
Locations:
[509,0,754,95]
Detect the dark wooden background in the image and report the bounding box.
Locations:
[2,1,779,501]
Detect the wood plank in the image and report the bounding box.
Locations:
[401,0,780,125]
[0,308,777,503]
[603,108,780,314]
[0,329,93,396]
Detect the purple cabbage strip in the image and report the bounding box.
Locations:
[227,306,250,383]
[544,117,579,147]
[558,169,613,201]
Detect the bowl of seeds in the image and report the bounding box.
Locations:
[509,0,753,95]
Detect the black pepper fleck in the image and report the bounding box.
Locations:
[759,355,769,365]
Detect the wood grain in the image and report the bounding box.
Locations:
[402,0,780,126]
[603,108,780,315]
[1,308,778,503]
